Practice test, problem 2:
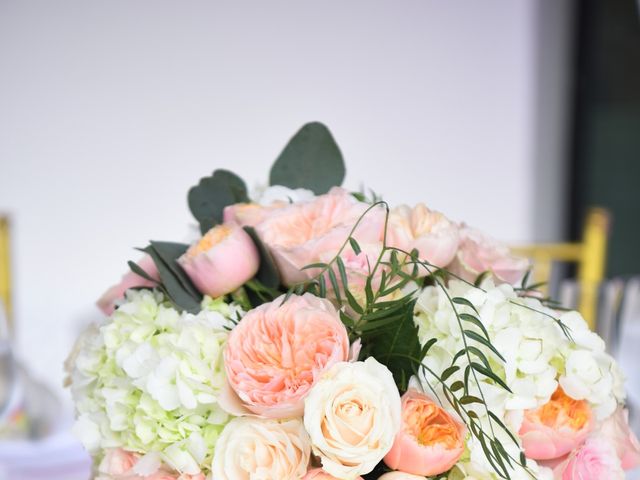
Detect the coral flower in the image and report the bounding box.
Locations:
[519,386,593,460]
[178,223,259,297]
[384,390,465,476]
[224,293,350,418]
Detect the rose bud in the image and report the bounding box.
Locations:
[384,389,465,476]
[178,223,259,297]
[519,386,593,460]
[97,255,159,315]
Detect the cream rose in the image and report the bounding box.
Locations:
[212,417,311,480]
[303,358,401,478]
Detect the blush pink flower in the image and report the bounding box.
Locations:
[384,390,465,476]
[387,204,459,268]
[448,225,529,285]
[303,468,363,479]
[554,437,624,479]
[97,256,159,315]
[224,293,350,417]
[254,187,384,285]
[178,223,259,297]
[519,386,594,461]
[223,202,285,227]
[378,473,428,480]
[599,406,640,470]
[96,449,206,480]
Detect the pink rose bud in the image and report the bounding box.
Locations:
[224,293,351,418]
[384,390,465,476]
[303,468,363,479]
[599,406,640,470]
[178,223,260,297]
[519,386,593,461]
[449,225,529,285]
[97,255,159,315]
[554,437,624,479]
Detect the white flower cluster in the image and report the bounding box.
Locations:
[414,280,625,479]
[67,290,243,475]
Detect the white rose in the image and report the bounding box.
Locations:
[253,184,315,205]
[303,358,401,479]
[212,417,310,480]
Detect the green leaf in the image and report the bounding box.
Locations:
[242,226,280,289]
[452,296,479,314]
[470,362,512,392]
[441,365,460,381]
[149,241,202,299]
[143,244,201,313]
[365,299,422,391]
[327,268,341,303]
[128,260,158,283]
[349,237,362,255]
[464,329,507,362]
[188,169,249,234]
[269,122,345,194]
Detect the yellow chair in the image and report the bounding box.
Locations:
[511,208,610,330]
[0,215,12,331]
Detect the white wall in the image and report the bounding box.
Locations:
[0,0,572,401]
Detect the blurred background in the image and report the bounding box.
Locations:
[0,0,638,478]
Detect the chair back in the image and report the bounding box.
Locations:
[0,216,11,332]
[512,208,610,330]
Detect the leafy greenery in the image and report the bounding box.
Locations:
[269,122,346,194]
[133,241,202,313]
[188,169,249,234]
[283,201,566,479]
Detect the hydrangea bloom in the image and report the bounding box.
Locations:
[413,280,625,478]
[67,290,242,475]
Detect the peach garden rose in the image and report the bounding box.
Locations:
[519,386,594,460]
[254,187,384,285]
[387,204,460,268]
[304,358,402,479]
[384,389,465,476]
[224,293,350,417]
[178,223,259,298]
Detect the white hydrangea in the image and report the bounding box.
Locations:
[414,279,624,431]
[67,290,243,475]
[415,281,626,480]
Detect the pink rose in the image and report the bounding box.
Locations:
[387,204,459,268]
[598,406,640,470]
[223,202,284,227]
[224,293,351,417]
[254,187,384,285]
[519,386,594,460]
[303,468,363,479]
[554,437,624,479]
[96,449,205,480]
[384,390,465,476]
[448,225,529,285]
[178,223,259,297]
[99,449,139,476]
[97,256,159,315]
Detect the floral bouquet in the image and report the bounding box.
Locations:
[66,123,640,480]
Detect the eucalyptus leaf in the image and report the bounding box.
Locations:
[188,169,249,234]
[269,122,345,194]
[243,226,281,289]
